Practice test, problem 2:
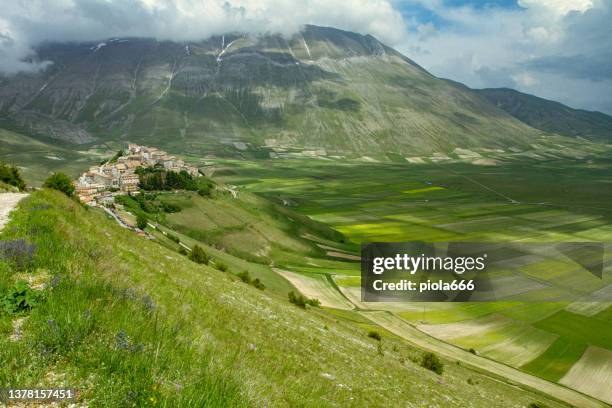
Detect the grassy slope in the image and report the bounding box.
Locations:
[0,128,101,186]
[0,190,569,407]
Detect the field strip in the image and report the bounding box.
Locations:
[417,314,511,341]
[325,251,360,260]
[0,193,29,231]
[479,329,558,367]
[337,285,415,313]
[418,314,558,367]
[560,346,612,404]
[362,311,605,408]
[273,268,354,310]
[565,284,612,316]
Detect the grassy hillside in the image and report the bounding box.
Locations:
[477,88,612,142]
[0,190,570,407]
[0,127,107,186]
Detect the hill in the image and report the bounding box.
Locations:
[0,26,541,158]
[477,88,612,142]
[0,189,575,407]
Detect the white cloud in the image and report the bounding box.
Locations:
[397,0,612,113]
[517,0,594,15]
[0,0,407,74]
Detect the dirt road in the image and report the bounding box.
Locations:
[0,193,28,231]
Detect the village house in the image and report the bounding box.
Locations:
[75,144,200,204]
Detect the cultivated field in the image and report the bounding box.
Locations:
[214,153,612,405]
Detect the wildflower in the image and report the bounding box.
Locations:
[115,329,130,350]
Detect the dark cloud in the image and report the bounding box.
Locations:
[524,53,612,81]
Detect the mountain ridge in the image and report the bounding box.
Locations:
[0,25,541,157]
[476,87,612,142]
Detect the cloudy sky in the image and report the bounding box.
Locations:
[1,0,610,113]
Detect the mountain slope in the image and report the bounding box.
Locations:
[0,26,540,157]
[0,189,571,407]
[477,88,612,142]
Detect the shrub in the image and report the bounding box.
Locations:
[136,213,148,230]
[161,202,181,213]
[468,348,477,355]
[0,162,26,190]
[306,298,321,307]
[288,291,306,308]
[288,291,320,308]
[43,173,75,197]
[420,352,443,375]
[178,247,187,255]
[214,261,228,272]
[189,245,210,265]
[2,281,42,315]
[528,403,548,408]
[368,330,382,341]
[252,278,265,290]
[167,234,180,243]
[237,271,251,284]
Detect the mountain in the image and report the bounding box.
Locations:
[477,88,612,142]
[0,25,541,158]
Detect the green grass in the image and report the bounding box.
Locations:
[0,128,106,186]
[0,190,571,407]
[534,310,612,349]
[521,338,588,382]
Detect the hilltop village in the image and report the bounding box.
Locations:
[75,144,199,204]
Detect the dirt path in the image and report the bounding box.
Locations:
[362,311,605,408]
[0,193,28,231]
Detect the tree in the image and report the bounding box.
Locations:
[189,245,210,265]
[136,213,148,230]
[0,162,26,190]
[43,172,75,197]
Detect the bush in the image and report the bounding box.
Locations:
[468,348,477,355]
[528,403,548,408]
[161,202,181,213]
[43,172,74,197]
[167,234,180,243]
[288,291,306,308]
[420,352,444,375]
[306,298,321,307]
[288,291,319,308]
[214,261,228,272]
[136,213,148,230]
[189,245,210,265]
[2,281,42,315]
[0,162,26,190]
[178,247,187,255]
[252,278,265,290]
[368,330,382,341]
[237,271,251,284]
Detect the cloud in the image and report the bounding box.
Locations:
[396,0,612,113]
[0,0,609,115]
[0,0,407,74]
